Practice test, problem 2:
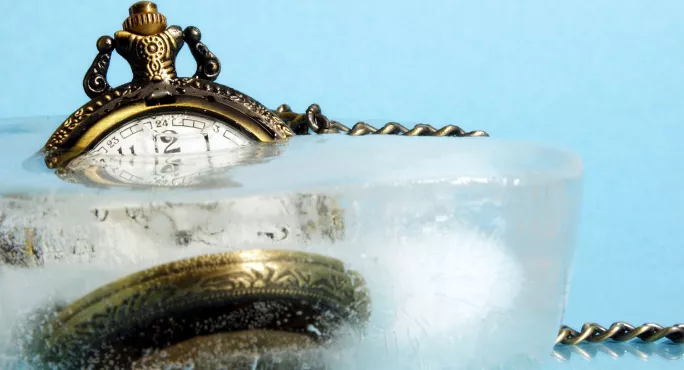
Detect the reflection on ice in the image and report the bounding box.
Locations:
[61,141,282,188]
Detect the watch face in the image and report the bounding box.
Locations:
[89,112,251,156]
[64,112,271,187]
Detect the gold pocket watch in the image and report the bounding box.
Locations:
[43,1,292,169]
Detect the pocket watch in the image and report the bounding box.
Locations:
[43,1,294,165]
[40,1,296,187]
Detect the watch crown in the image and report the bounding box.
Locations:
[123,1,167,36]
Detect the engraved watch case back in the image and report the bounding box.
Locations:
[0,2,584,370]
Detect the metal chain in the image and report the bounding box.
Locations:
[556,322,684,345]
[275,104,489,137]
[276,104,684,353]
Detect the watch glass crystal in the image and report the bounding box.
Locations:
[65,112,256,186]
[90,112,251,156]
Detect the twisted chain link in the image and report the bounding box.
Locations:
[556,322,684,345]
[275,104,489,137]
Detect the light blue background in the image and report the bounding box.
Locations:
[1,1,683,368]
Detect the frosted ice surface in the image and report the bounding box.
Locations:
[0,118,582,369]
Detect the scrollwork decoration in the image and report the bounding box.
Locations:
[184,26,221,81]
[83,36,115,99]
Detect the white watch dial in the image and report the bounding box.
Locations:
[66,112,255,186]
[90,112,251,156]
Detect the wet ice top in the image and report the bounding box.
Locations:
[0,116,582,201]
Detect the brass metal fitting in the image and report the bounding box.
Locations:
[122,1,167,36]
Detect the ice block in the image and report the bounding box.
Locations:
[0,117,582,369]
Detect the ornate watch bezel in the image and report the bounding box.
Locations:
[43,81,293,169]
